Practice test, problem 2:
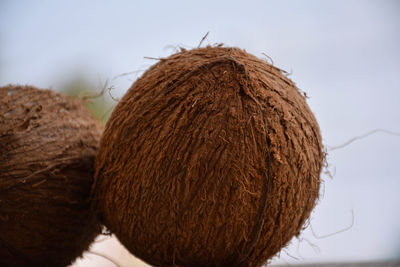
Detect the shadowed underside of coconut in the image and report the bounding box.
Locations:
[0,85,102,267]
[93,47,323,267]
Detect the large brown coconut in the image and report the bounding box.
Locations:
[93,47,324,266]
[0,85,102,266]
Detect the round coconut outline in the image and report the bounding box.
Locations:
[92,46,323,267]
[0,85,102,267]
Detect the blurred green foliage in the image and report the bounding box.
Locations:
[60,75,115,125]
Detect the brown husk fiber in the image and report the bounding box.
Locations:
[93,46,323,267]
[0,85,102,267]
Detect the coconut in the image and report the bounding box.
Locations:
[92,47,323,266]
[0,85,102,267]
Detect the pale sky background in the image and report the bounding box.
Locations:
[1,0,399,266]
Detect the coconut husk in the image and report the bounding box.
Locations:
[0,85,102,267]
[92,47,323,267]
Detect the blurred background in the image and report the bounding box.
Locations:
[1,0,399,266]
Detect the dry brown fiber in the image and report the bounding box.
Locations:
[93,46,324,267]
[0,85,102,267]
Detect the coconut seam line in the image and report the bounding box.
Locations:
[92,46,323,267]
